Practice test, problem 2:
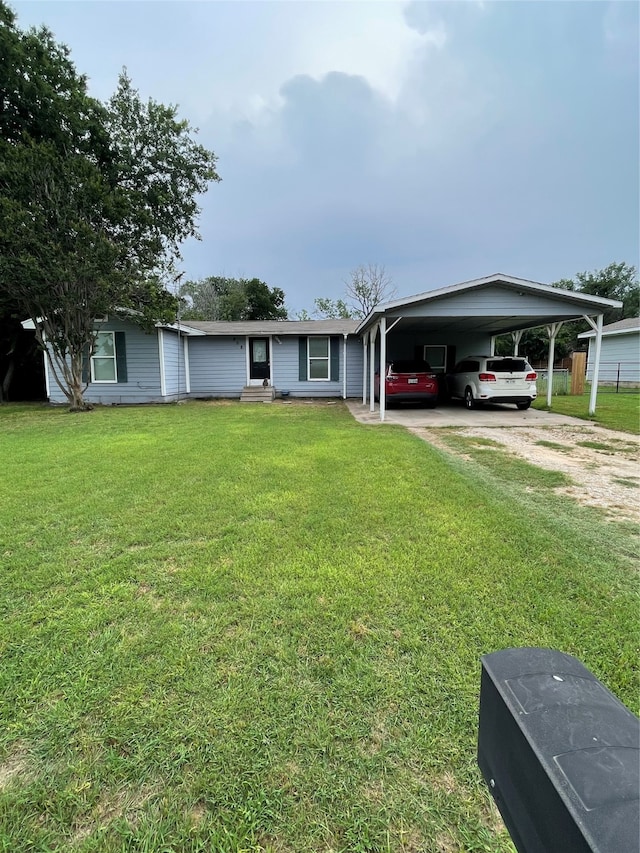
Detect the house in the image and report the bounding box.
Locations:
[34,316,363,405]
[30,274,622,414]
[577,317,640,387]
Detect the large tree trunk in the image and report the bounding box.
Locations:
[67,349,92,411]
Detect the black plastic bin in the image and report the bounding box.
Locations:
[478,647,639,853]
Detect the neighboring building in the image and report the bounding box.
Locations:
[578,317,640,387]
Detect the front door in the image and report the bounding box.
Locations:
[249,337,270,385]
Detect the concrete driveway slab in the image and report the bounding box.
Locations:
[345,400,586,428]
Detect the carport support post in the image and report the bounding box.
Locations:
[545,322,563,407]
[379,317,387,422]
[586,313,604,415]
[511,330,524,356]
[369,326,377,413]
[362,337,368,405]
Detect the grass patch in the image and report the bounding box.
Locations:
[535,440,573,452]
[576,440,614,453]
[436,434,572,489]
[0,401,637,852]
[533,388,640,434]
[612,477,640,489]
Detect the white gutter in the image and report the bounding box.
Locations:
[342,334,347,399]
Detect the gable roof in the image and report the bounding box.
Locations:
[356,273,624,336]
[577,316,640,339]
[179,319,359,336]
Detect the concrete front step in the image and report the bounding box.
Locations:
[240,386,276,403]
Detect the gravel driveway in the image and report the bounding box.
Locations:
[346,401,640,523]
[419,423,640,523]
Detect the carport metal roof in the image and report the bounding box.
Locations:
[356,274,621,337]
[356,274,623,420]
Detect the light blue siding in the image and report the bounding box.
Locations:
[586,333,640,384]
[162,330,188,397]
[396,285,590,319]
[345,338,364,397]
[47,318,163,405]
[186,334,361,399]
[188,336,246,396]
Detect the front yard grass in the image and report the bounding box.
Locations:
[0,401,637,852]
[533,387,640,434]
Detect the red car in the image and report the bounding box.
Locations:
[374,359,439,407]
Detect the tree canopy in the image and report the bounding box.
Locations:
[0,3,220,409]
[495,262,639,362]
[179,277,287,321]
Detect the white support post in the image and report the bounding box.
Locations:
[545,322,563,408]
[362,337,368,405]
[379,317,387,422]
[342,335,347,399]
[369,326,377,413]
[512,330,524,356]
[490,335,496,356]
[587,314,603,415]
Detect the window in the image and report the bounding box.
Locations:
[424,345,447,372]
[91,331,117,382]
[308,336,329,380]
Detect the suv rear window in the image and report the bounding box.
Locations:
[486,358,529,373]
[390,360,432,373]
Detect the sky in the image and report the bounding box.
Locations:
[11,0,640,315]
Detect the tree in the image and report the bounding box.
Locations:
[572,262,638,321]
[179,277,287,321]
[0,5,219,410]
[311,298,354,319]
[345,263,396,318]
[494,263,638,363]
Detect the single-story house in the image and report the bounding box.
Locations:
[577,317,640,387]
[28,274,622,416]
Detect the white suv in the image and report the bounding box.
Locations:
[448,356,537,410]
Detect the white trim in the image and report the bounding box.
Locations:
[90,330,117,383]
[578,325,640,340]
[183,335,190,394]
[158,329,167,396]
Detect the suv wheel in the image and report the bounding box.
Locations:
[516,401,531,410]
[464,387,476,410]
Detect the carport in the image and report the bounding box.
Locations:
[357,274,622,422]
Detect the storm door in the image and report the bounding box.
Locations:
[249,337,270,384]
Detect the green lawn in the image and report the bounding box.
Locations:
[534,387,640,434]
[0,402,637,853]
